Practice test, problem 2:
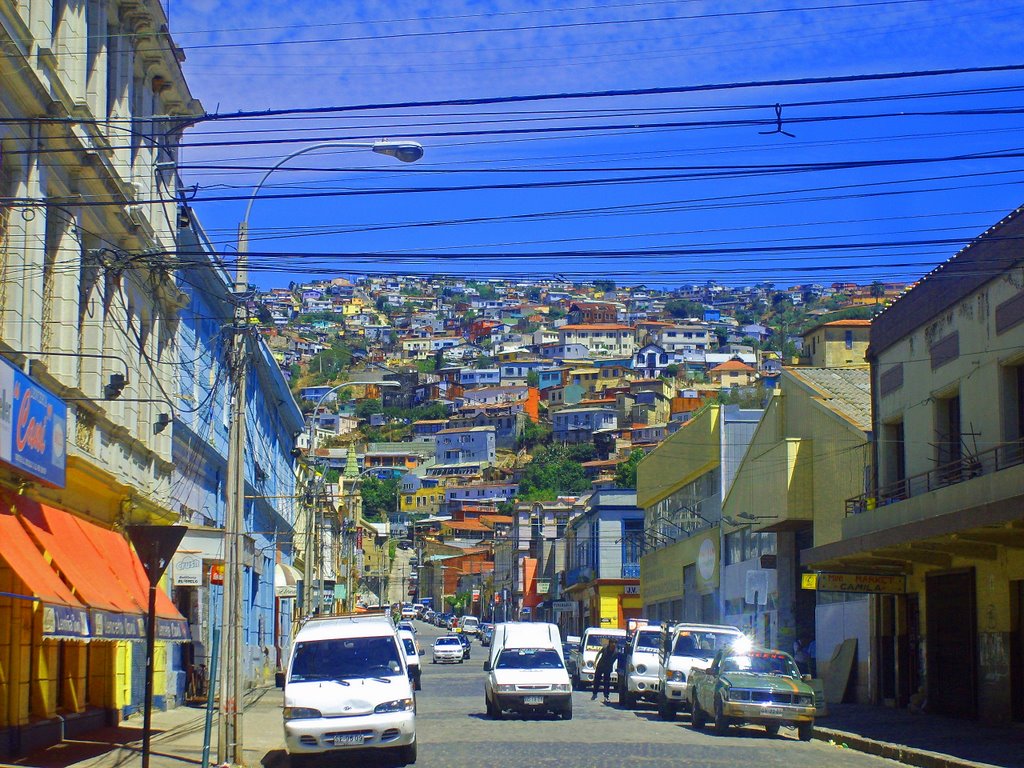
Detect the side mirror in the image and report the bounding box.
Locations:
[420,649,425,656]
[801,674,813,683]
[275,671,286,689]
[483,661,492,671]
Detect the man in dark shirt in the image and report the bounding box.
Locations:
[591,640,618,701]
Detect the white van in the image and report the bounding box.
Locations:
[460,616,480,636]
[571,627,628,689]
[656,623,744,721]
[483,622,571,720]
[282,614,417,765]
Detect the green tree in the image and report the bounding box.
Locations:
[870,281,886,304]
[517,420,552,450]
[526,369,540,388]
[360,475,398,521]
[593,280,616,292]
[355,398,383,419]
[664,299,704,319]
[614,450,645,489]
[516,443,594,501]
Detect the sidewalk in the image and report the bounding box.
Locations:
[3,688,287,768]
[813,703,1024,768]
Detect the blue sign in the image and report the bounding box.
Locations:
[0,357,66,488]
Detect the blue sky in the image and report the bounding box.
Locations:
[169,0,1024,290]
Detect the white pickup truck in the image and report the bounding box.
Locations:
[656,623,744,721]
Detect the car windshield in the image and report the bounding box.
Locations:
[634,630,662,653]
[496,648,565,670]
[435,638,460,647]
[401,638,416,655]
[290,636,403,681]
[584,634,623,651]
[719,652,800,677]
[672,631,738,660]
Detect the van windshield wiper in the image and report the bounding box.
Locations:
[294,674,351,686]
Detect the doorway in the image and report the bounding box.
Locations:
[926,569,977,718]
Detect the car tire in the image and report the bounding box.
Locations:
[713,696,730,736]
[657,693,677,722]
[459,658,464,664]
[394,740,417,765]
[560,703,573,720]
[764,723,780,737]
[620,689,636,709]
[691,696,707,729]
[797,722,814,742]
[289,754,314,768]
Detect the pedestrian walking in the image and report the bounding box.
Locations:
[591,640,618,701]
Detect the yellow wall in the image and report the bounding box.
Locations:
[723,374,870,547]
[401,486,445,515]
[637,404,720,509]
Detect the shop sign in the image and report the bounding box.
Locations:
[41,604,90,639]
[472,589,480,600]
[92,609,146,640]
[552,601,575,613]
[624,585,640,595]
[0,356,67,488]
[802,572,906,594]
[172,552,203,586]
[210,563,225,585]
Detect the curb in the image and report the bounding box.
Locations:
[812,727,1000,768]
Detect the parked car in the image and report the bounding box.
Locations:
[689,644,816,740]
[453,632,472,659]
[620,624,665,708]
[398,629,423,691]
[657,623,744,721]
[282,613,416,765]
[562,637,580,678]
[480,624,494,647]
[571,627,628,690]
[460,616,480,636]
[432,636,464,664]
[398,620,416,635]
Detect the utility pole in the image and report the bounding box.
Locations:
[219,223,249,765]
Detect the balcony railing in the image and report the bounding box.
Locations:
[622,563,641,579]
[847,440,1024,515]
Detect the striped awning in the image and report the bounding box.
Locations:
[274,563,303,598]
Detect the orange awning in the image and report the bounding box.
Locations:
[0,504,89,640]
[13,496,187,641]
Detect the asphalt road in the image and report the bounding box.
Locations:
[277,621,899,768]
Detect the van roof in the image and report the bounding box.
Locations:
[670,623,741,633]
[295,615,397,642]
[583,627,627,636]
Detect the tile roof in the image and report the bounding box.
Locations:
[559,324,635,331]
[785,366,872,431]
[709,359,756,372]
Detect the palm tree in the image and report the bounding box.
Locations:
[870,281,885,304]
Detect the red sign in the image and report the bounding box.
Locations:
[210,564,224,585]
[356,528,363,549]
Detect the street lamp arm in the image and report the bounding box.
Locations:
[241,140,424,226]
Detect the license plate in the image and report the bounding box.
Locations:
[332,734,365,746]
[761,706,785,716]
[523,696,544,705]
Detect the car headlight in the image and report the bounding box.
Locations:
[669,670,685,682]
[584,660,594,669]
[283,707,322,721]
[374,698,414,713]
[797,694,814,706]
[636,664,647,675]
[495,684,517,692]
[552,684,571,692]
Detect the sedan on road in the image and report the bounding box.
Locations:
[432,636,464,664]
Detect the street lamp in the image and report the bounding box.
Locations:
[219,140,423,766]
